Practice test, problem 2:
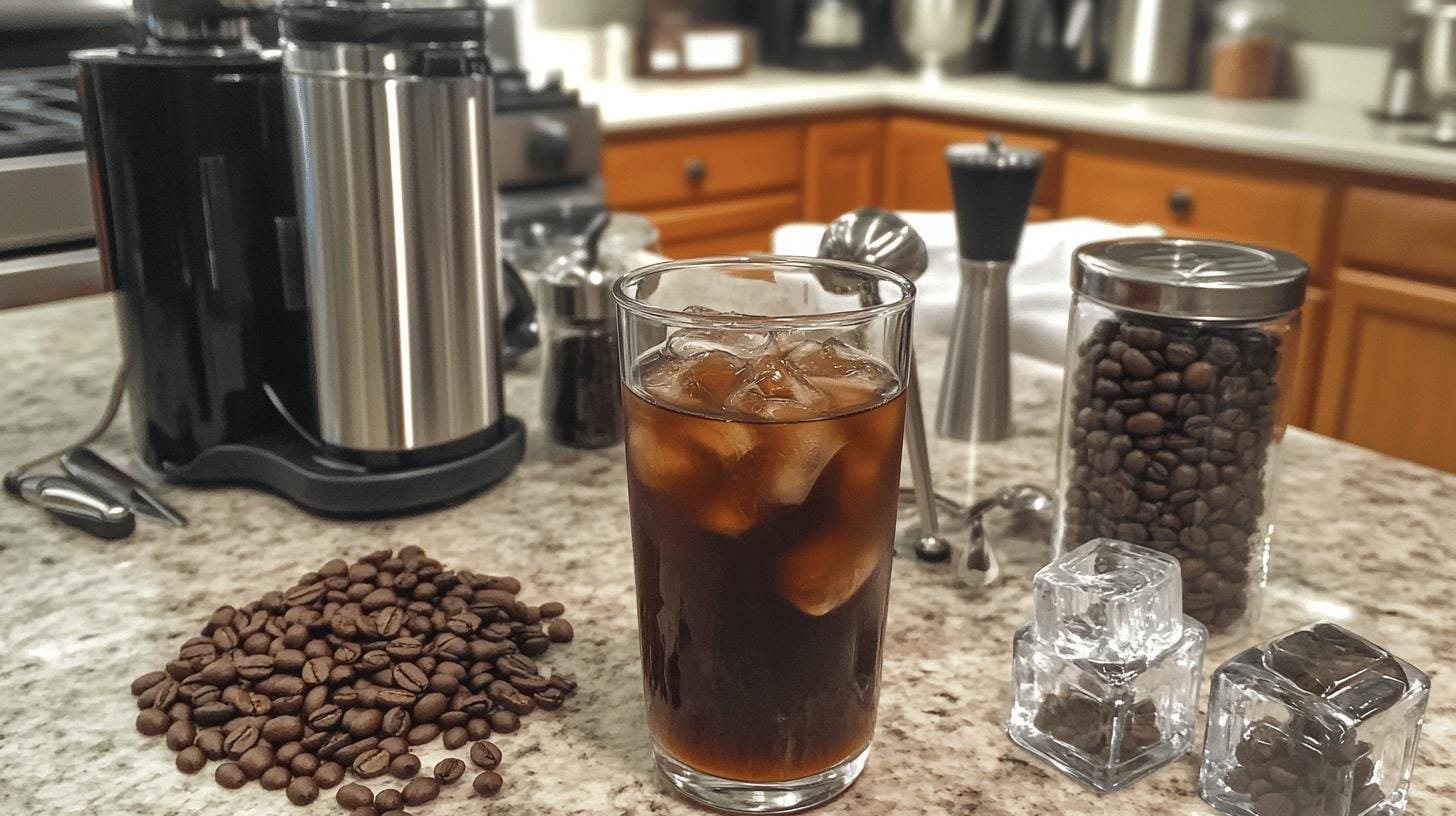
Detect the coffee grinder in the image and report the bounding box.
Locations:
[73,0,531,516]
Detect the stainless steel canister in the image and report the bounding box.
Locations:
[280,0,505,454]
[1109,0,1197,90]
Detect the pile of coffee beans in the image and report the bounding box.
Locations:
[129,546,577,811]
[1061,316,1283,634]
[1033,689,1162,761]
[1223,718,1383,816]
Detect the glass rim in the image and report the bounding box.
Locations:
[611,255,916,330]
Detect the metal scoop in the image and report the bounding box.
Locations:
[818,208,955,565]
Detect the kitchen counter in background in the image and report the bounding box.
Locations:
[2,295,1455,815]
[582,69,1456,184]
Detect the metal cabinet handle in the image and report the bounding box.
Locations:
[1168,187,1195,218]
[684,158,707,185]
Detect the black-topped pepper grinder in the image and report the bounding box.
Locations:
[539,214,624,449]
[936,134,1044,442]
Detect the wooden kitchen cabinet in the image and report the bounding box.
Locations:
[803,116,884,222]
[643,191,802,257]
[881,115,1061,219]
[1339,186,1456,288]
[603,123,803,211]
[1313,269,1456,473]
[1060,147,1335,274]
[1284,286,1329,430]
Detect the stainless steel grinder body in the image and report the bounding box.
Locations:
[280,0,505,455]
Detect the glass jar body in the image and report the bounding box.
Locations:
[1052,294,1300,642]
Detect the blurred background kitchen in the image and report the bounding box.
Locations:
[2,0,1454,480]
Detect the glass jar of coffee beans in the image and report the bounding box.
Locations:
[1053,238,1309,641]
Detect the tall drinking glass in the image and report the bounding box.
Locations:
[613,257,915,813]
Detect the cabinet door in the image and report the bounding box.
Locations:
[1313,269,1456,473]
[645,191,803,258]
[881,116,1061,218]
[604,124,804,210]
[803,117,884,222]
[1283,286,1329,430]
[1061,148,1334,271]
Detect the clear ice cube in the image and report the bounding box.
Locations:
[726,357,831,421]
[1033,538,1185,664]
[777,526,883,617]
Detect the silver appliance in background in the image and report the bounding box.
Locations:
[1109,0,1197,90]
[894,0,977,81]
[1373,0,1436,122]
[1425,1,1456,144]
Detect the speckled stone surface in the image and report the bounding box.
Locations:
[1,295,1453,815]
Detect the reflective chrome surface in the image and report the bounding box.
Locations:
[1108,0,1196,90]
[283,42,505,452]
[1425,3,1456,143]
[894,0,977,81]
[936,259,1012,442]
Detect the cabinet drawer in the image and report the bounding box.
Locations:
[882,116,1062,214]
[604,125,804,210]
[1061,149,1333,268]
[647,191,802,258]
[1339,186,1456,286]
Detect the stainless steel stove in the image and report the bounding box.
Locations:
[0,7,603,311]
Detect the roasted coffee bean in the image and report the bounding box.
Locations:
[165,719,197,751]
[195,728,226,760]
[402,777,441,806]
[290,752,320,776]
[412,692,448,723]
[235,654,274,681]
[132,670,169,697]
[238,744,275,779]
[274,649,307,673]
[352,748,392,779]
[262,715,303,744]
[406,723,440,746]
[215,762,248,789]
[286,776,320,806]
[175,746,207,774]
[472,770,504,797]
[314,761,345,789]
[469,740,503,770]
[256,674,305,698]
[434,757,467,784]
[466,718,492,741]
[487,709,519,733]
[382,706,411,737]
[442,726,470,749]
[379,736,410,757]
[374,789,404,811]
[343,707,383,738]
[392,663,429,693]
[533,687,566,711]
[390,752,421,779]
[306,703,343,731]
[259,766,292,791]
[337,782,375,809]
[376,688,417,708]
[332,736,380,765]
[545,619,574,643]
[221,724,259,758]
[276,741,304,765]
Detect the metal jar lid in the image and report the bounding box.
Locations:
[1072,238,1309,322]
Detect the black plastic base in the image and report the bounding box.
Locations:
[166,417,526,518]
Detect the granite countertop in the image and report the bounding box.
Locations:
[2,294,1455,815]
[582,68,1456,184]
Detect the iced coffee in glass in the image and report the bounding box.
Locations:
[613,257,915,813]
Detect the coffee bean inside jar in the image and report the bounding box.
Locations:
[1056,239,1309,638]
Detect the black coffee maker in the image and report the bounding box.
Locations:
[73,0,535,517]
[1012,0,1110,81]
[746,0,886,71]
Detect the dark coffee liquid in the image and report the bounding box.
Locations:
[624,370,905,783]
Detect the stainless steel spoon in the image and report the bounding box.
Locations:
[818,208,955,564]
